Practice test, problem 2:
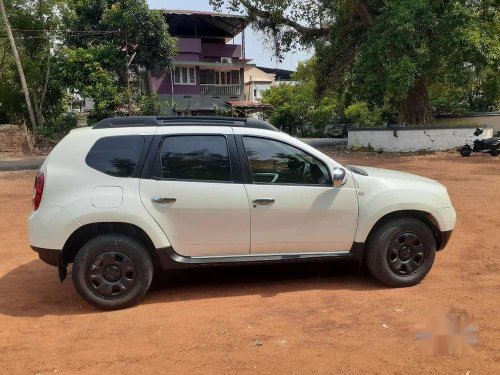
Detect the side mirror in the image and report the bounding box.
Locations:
[332,167,346,187]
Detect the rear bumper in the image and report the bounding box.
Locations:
[31,246,67,282]
[28,205,80,250]
[30,246,60,267]
[438,230,453,250]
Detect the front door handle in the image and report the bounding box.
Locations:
[252,198,275,206]
[151,197,177,204]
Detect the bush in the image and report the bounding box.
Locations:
[138,94,162,115]
[344,102,382,127]
[39,112,79,139]
[309,97,338,126]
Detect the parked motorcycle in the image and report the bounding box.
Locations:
[459,127,500,157]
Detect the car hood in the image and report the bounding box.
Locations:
[348,165,445,188]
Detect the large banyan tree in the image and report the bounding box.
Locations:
[210,0,499,124]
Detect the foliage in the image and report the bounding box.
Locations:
[261,84,312,129]
[56,47,121,120]
[0,0,176,138]
[64,0,176,74]
[261,59,340,134]
[137,93,162,116]
[344,102,382,128]
[0,0,68,129]
[212,0,500,123]
[429,65,500,115]
[0,41,25,123]
[38,112,78,139]
[59,0,176,122]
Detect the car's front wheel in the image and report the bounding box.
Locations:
[72,234,153,310]
[366,218,436,287]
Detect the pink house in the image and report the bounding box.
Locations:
[150,10,270,116]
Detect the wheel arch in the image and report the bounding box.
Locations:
[62,222,158,265]
[362,210,443,257]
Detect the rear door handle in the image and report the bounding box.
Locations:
[252,198,275,206]
[151,197,177,204]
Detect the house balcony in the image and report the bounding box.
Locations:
[201,84,242,96]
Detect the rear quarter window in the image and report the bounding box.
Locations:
[86,135,144,177]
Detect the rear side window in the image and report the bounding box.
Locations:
[86,135,144,177]
[157,135,231,182]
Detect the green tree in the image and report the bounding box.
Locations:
[261,59,340,133]
[261,83,313,131]
[212,0,500,124]
[56,47,120,119]
[0,0,67,131]
[59,0,177,121]
[344,101,382,127]
[64,0,176,80]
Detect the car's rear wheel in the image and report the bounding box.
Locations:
[490,148,498,156]
[72,234,153,310]
[366,218,436,287]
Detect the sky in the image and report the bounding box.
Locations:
[147,0,312,71]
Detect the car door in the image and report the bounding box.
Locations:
[140,128,250,257]
[236,133,358,254]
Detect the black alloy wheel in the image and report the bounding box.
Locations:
[86,251,137,299]
[72,234,153,310]
[365,217,436,287]
[387,232,424,276]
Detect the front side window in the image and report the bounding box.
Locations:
[158,135,231,182]
[242,137,330,185]
[86,135,144,177]
[174,67,196,85]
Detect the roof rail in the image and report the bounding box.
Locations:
[92,116,278,131]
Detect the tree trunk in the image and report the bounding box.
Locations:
[0,0,38,135]
[400,79,432,124]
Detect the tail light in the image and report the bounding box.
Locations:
[33,172,45,210]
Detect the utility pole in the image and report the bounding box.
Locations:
[0,0,37,135]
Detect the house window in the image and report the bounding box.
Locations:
[200,70,240,85]
[174,67,196,85]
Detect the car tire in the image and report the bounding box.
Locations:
[72,234,153,310]
[366,218,436,287]
[490,148,498,156]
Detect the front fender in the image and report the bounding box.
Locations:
[354,188,455,243]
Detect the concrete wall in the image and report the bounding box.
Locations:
[348,126,494,152]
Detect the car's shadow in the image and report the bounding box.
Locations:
[0,259,384,317]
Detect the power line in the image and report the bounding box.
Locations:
[0,34,122,40]
[0,30,124,40]
[1,28,123,34]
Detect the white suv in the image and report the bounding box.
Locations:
[29,116,456,310]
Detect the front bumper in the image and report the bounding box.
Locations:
[438,230,453,250]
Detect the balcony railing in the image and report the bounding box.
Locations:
[201,84,241,96]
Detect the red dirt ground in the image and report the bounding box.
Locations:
[0,150,498,374]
